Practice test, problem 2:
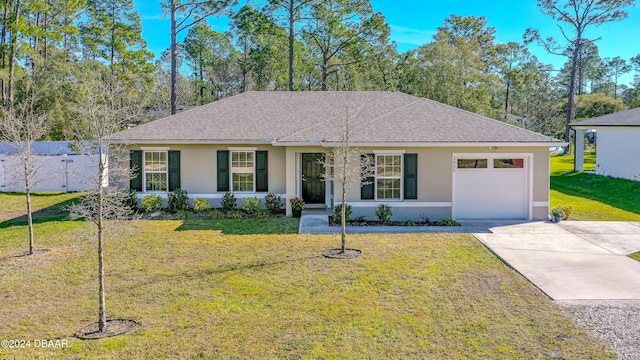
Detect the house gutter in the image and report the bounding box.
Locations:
[110,139,567,147]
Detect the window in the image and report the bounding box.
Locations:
[376,155,402,200]
[494,158,524,168]
[457,159,487,169]
[231,151,254,192]
[144,151,168,191]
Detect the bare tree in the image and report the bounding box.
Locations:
[320,95,375,254]
[0,91,48,256]
[68,72,140,335]
[524,0,635,144]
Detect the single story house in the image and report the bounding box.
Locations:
[571,107,640,181]
[112,91,561,220]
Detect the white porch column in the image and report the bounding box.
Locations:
[285,147,296,216]
[574,129,585,172]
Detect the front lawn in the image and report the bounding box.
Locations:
[0,219,612,359]
[550,155,640,221]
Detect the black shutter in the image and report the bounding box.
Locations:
[130,150,142,191]
[360,153,375,200]
[404,153,418,200]
[168,150,181,191]
[255,151,268,192]
[217,150,229,192]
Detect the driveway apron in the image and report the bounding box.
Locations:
[475,222,640,300]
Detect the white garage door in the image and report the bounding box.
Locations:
[453,155,529,219]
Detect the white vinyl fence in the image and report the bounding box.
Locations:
[0,142,100,192]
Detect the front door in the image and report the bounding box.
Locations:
[302,153,325,204]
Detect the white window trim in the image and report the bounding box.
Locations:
[230,150,256,193]
[375,154,403,201]
[143,150,169,193]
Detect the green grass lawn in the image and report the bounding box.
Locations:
[1,215,612,358]
[550,155,640,221]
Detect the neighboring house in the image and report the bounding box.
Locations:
[112,91,561,220]
[571,107,640,181]
[0,141,99,192]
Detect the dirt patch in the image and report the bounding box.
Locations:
[75,319,141,340]
[322,248,362,259]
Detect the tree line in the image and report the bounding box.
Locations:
[1,0,638,141]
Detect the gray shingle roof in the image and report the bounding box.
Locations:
[570,107,640,127]
[113,91,558,144]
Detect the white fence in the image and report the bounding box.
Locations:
[0,154,99,192]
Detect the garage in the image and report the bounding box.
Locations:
[452,154,531,220]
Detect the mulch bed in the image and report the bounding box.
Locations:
[322,248,362,259]
[75,319,141,340]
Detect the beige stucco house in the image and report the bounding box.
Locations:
[571,107,640,181]
[112,91,560,220]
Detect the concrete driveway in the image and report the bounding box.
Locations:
[475,221,640,301]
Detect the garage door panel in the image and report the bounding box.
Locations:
[453,156,529,220]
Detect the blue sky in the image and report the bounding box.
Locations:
[135,0,640,85]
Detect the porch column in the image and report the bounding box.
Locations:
[285,147,296,216]
[574,129,585,172]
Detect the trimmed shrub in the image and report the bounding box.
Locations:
[559,204,574,220]
[437,218,460,226]
[265,193,284,214]
[193,198,212,213]
[375,204,393,224]
[141,195,163,213]
[242,197,261,214]
[168,188,189,213]
[220,191,237,212]
[333,203,352,225]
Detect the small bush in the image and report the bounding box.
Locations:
[265,193,284,214]
[559,204,574,220]
[209,209,225,219]
[333,203,352,225]
[226,210,245,219]
[437,218,460,226]
[242,197,261,214]
[141,195,163,213]
[168,188,189,213]
[403,219,415,226]
[255,209,270,219]
[125,190,138,211]
[176,209,190,220]
[193,198,212,213]
[220,191,237,212]
[375,204,393,224]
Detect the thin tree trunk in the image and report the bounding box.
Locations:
[321,53,328,91]
[170,0,177,115]
[288,1,294,91]
[565,37,580,149]
[8,0,21,109]
[24,167,34,255]
[97,146,107,333]
[504,79,511,115]
[341,186,346,253]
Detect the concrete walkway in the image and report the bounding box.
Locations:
[475,221,640,301]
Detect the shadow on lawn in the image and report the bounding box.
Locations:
[0,197,82,229]
[551,171,640,215]
[175,218,300,235]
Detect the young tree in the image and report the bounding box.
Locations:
[525,0,635,143]
[320,94,375,255]
[0,89,48,256]
[68,70,140,335]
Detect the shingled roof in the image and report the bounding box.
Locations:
[113,91,558,145]
[570,107,640,127]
